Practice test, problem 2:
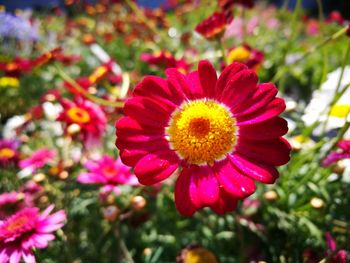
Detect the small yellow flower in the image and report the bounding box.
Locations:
[0,77,19,88]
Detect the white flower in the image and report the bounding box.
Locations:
[302,66,350,135]
[2,115,26,139]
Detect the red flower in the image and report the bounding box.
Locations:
[327,11,344,25]
[141,51,191,73]
[57,97,107,146]
[346,24,350,38]
[195,12,230,40]
[0,48,61,78]
[219,0,254,10]
[116,61,290,216]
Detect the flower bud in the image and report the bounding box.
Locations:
[310,197,324,209]
[131,196,146,211]
[102,205,120,221]
[264,190,278,201]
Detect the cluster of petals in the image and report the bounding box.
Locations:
[116,60,290,216]
[57,97,107,146]
[141,51,191,73]
[0,48,61,78]
[77,155,139,186]
[19,148,56,171]
[0,192,28,220]
[0,139,20,167]
[0,205,66,263]
[195,12,230,40]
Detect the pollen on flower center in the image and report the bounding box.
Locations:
[0,148,15,159]
[67,107,91,124]
[6,215,29,232]
[166,99,237,165]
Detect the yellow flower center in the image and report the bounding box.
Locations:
[0,77,19,88]
[228,46,251,64]
[67,107,91,124]
[166,99,237,166]
[329,104,350,118]
[184,247,218,263]
[6,215,29,232]
[0,148,15,159]
[89,66,108,84]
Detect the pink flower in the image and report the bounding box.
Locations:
[0,205,66,263]
[322,140,350,166]
[116,61,290,216]
[0,139,20,167]
[57,97,107,147]
[326,232,348,263]
[19,148,56,171]
[306,20,320,36]
[77,155,139,186]
[0,192,27,220]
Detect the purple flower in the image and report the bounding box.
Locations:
[0,13,38,41]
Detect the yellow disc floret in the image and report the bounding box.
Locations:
[0,148,15,159]
[166,99,237,166]
[228,46,251,64]
[67,107,91,124]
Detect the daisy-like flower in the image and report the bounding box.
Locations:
[19,148,56,172]
[0,205,66,263]
[195,12,230,40]
[116,61,290,216]
[77,155,138,186]
[227,44,264,71]
[0,139,20,167]
[57,97,107,146]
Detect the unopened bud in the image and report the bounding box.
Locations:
[58,171,69,180]
[33,173,46,183]
[264,190,278,201]
[333,161,345,174]
[102,205,119,221]
[310,197,324,209]
[67,123,81,135]
[131,196,146,211]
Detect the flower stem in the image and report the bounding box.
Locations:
[271,26,348,83]
[321,40,350,133]
[55,65,124,108]
[114,226,135,263]
[218,38,228,65]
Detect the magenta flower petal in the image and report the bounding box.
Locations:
[198,60,217,98]
[214,158,256,198]
[116,60,290,215]
[134,151,179,185]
